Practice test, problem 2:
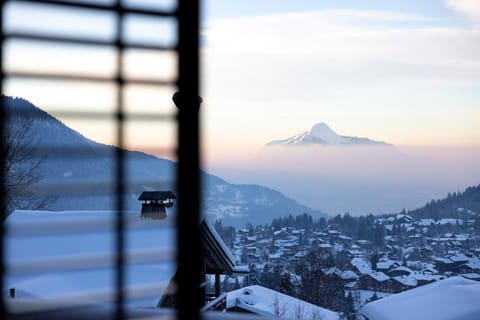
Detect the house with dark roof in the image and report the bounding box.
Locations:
[359,272,392,292]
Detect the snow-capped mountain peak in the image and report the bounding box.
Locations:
[308,122,346,145]
[266,122,391,147]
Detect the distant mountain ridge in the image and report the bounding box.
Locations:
[3,96,327,225]
[267,122,391,147]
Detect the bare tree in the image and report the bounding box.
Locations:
[2,96,54,217]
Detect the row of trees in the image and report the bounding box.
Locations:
[329,213,385,246]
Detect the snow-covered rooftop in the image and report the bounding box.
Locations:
[418,218,435,226]
[351,257,373,275]
[390,266,413,274]
[369,271,390,282]
[203,285,340,320]
[377,260,399,270]
[392,275,417,287]
[361,276,480,320]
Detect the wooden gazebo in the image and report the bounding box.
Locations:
[138,191,176,219]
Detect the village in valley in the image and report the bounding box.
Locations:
[212,187,480,319]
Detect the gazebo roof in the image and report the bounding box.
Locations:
[138,191,176,201]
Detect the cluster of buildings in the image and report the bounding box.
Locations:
[227,211,480,309]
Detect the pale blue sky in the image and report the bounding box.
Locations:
[204,0,452,20]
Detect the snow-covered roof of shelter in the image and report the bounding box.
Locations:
[351,257,373,275]
[203,285,340,320]
[200,218,236,274]
[377,260,399,270]
[396,214,414,221]
[361,276,480,320]
[319,243,333,248]
[409,271,443,282]
[437,218,463,225]
[390,266,413,274]
[369,271,390,282]
[462,273,480,281]
[466,258,480,270]
[449,253,470,263]
[339,270,358,280]
[392,275,417,287]
[4,210,176,308]
[418,218,435,226]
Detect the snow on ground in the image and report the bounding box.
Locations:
[4,210,176,309]
[352,290,392,310]
[361,276,480,320]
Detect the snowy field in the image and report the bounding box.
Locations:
[361,276,480,320]
[4,210,177,311]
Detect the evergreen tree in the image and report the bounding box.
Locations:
[248,263,260,285]
[280,272,294,296]
[241,274,250,288]
[343,291,356,320]
[367,291,380,303]
[260,263,274,288]
[233,277,241,290]
[369,251,380,270]
[270,233,277,253]
[222,275,230,293]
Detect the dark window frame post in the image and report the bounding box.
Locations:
[176,1,203,320]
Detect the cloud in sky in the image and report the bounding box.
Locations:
[201,8,480,159]
[446,0,480,21]
[204,9,479,71]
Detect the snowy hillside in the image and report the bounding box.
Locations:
[361,276,480,320]
[3,96,327,225]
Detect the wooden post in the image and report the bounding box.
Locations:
[215,273,221,298]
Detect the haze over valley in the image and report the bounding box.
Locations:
[208,123,480,215]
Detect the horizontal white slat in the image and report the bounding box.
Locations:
[6,280,171,314]
[7,247,175,275]
[7,213,175,236]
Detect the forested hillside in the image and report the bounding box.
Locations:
[407,184,480,220]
